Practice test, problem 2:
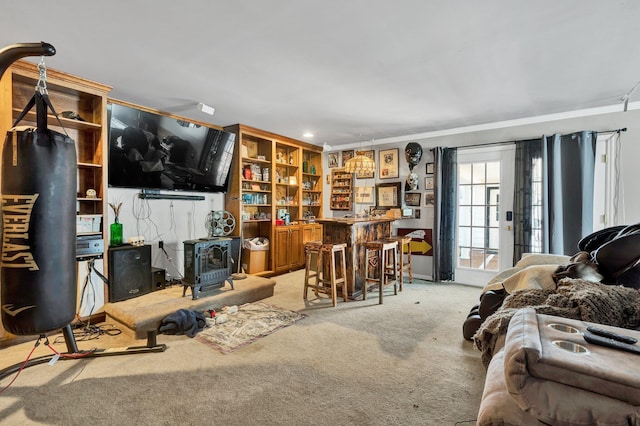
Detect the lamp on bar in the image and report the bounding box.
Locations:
[344,151,375,174]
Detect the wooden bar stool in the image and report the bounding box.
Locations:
[383,235,413,291]
[303,241,323,297]
[362,240,399,304]
[304,242,348,307]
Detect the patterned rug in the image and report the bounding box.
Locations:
[196,302,306,353]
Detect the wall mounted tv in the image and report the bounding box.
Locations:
[107,102,236,194]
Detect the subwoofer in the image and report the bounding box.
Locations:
[152,267,167,290]
[108,244,152,302]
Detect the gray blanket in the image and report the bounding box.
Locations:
[473,278,640,367]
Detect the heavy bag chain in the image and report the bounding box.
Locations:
[35,56,48,95]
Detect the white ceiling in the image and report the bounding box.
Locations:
[2,1,640,147]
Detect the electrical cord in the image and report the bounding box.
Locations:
[75,257,112,338]
[160,244,184,279]
[78,258,97,325]
[191,200,197,238]
[53,323,121,344]
[0,336,40,394]
[131,193,163,244]
[0,334,95,392]
[44,335,94,359]
[169,201,176,234]
[0,329,166,384]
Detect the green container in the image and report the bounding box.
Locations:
[110,220,123,246]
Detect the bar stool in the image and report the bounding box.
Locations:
[383,235,413,291]
[303,242,348,307]
[303,241,323,296]
[362,240,399,304]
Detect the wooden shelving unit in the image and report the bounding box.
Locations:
[224,124,323,275]
[301,148,323,220]
[330,168,354,211]
[1,62,111,222]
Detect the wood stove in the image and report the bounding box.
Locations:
[183,237,234,299]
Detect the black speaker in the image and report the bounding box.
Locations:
[108,244,152,302]
[152,267,167,290]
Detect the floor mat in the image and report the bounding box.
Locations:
[196,302,306,353]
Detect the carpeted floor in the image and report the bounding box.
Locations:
[0,269,486,425]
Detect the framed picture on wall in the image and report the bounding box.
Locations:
[376,182,402,208]
[356,150,375,179]
[426,162,434,174]
[355,186,374,204]
[424,190,435,207]
[424,175,434,190]
[379,148,399,179]
[328,152,339,168]
[404,192,421,207]
[341,150,354,167]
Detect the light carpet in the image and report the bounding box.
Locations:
[196,302,306,353]
[0,270,486,425]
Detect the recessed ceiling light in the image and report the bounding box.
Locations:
[303,132,314,138]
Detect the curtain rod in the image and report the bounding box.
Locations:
[599,127,627,134]
[454,128,627,150]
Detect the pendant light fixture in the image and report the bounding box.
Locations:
[344,139,376,174]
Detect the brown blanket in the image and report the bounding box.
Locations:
[473,278,640,367]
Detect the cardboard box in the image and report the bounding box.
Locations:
[386,208,402,219]
[242,249,269,274]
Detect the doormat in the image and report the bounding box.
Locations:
[196,302,306,354]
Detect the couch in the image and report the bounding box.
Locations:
[477,308,640,425]
[462,253,571,341]
[470,254,640,425]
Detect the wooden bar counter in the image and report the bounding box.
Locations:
[316,217,394,299]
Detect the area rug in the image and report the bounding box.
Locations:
[196,302,306,353]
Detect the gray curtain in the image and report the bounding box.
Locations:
[513,138,542,263]
[542,131,597,255]
[433,147,457,281]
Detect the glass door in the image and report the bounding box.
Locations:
[455,146,515,287]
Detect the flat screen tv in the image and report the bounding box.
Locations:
[107,102,236,193]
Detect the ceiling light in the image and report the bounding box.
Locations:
[197,102,215,115]
[344,151,376,174]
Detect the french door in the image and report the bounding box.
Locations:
[455,146,515,287]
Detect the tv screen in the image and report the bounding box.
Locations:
[107,103,236,193]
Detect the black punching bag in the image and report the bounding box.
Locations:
[1,91,77,335]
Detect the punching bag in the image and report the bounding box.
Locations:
[1,90,77,335]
